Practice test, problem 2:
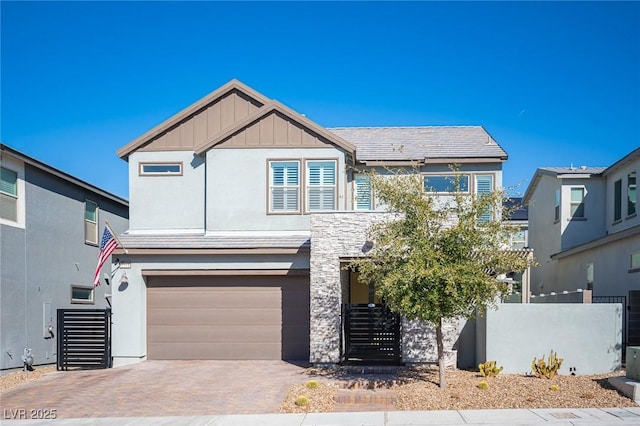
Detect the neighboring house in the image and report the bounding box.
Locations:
[0,144,129,370]
[111,79,509,367]
[523,148,640,341]
[504,197,528,250]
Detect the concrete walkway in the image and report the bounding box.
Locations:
[3,408,640,425]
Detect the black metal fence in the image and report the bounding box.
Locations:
[57,309,112,370]
[342,304,401,365]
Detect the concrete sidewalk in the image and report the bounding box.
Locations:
[4,408,640,425]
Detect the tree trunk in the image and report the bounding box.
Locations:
[436,317,446,389]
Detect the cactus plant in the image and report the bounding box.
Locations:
[478,360,503,377]
[477,380,489,389]
[295,395,309,406]
[549,384,560,391]
[306,379,319,389]
[532,350,564,379]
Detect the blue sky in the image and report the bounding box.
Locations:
[2,1,639,200]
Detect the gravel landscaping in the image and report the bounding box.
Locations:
[0,365,57,392]
[279,366,637,413]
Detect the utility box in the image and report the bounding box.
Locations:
[627,347,640,380]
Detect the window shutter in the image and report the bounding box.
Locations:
[0,167,17,196]
[307,161,336,211]
[354,174,372,210]
[270,161,299,212]
[476,175,493,222]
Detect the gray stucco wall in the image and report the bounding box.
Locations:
[310,211,459,365]
[1,162,128,370]
[476,303,622,375]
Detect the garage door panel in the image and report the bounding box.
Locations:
[148,289,281,309]
[148,325,281,343]
[148,308,281,326]
[147,274,310,360]
[147,342,281,360]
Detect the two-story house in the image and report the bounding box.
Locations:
[0,144,129,370]
[111,80,509,367]
[524,148,639,342]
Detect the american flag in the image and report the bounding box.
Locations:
[93,226,118,288]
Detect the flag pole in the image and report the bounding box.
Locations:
[104,220,128,254]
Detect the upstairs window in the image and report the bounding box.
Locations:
[632,252,640,272]
[614,179,622,222]
[629,172,637,216]
[306,160,337,211]
[269,161,300,213]
[0,166,18,221]
[554,189,560,222]
[475,175,494,222]
[354,174,372,210]
[139,162,182,176]
[85,200,98,245]
[424,174,469,193]
[570,187,585,219]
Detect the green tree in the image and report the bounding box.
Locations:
[350,170,534,388]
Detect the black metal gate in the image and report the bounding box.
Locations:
[57,309,112,370]
[342,304,401,364]
[593,296,627,355]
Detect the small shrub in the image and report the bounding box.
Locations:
[306,379,319,389]
[295,395,309,406]
[477,380,489,389]
[549,384,560,391]
[479,360,503,377]
[532,350,564,379]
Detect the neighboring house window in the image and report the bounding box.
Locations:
[614,179,622,222]
[269,161,300,213]
[554,189,560,222]
[570,187,585,219]
[423,174,469,193]
[586,262,594,290]
[511,229,527,250]
[354,174,372,210]
[306,160,337,211]
[0,166,18,221]
[475,175,493,222]
[631,252,640,272]
[629,172,637,216]
[139,162,183,176]
[85,200,98,245]
[71,285,94,304]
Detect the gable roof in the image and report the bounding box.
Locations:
[117,79,270,159]
[329,126,508,163]
[194,101,356,155]
[523,166,607,204]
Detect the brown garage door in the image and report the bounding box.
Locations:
[147,274,309,360]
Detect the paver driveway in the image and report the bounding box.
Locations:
[0,361,309,419]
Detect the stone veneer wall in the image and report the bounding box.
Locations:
[310,211,459,366]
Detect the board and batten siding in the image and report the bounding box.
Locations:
[139,90,262,152]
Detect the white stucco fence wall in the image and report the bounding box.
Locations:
[476,303,622,375]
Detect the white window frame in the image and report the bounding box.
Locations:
[554,189,560,223]
[268,160,300,214]
[423,174,470,194]
[85,200,99,245]
[614,179,622,222]
[0,166,18,222]
[631,252,640,272]
[70,285,95,304]
[305,159,337,212]
[354,173,373,210]
[628,172,637,217]
[139,162,183,176]
[570,187,586,219]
